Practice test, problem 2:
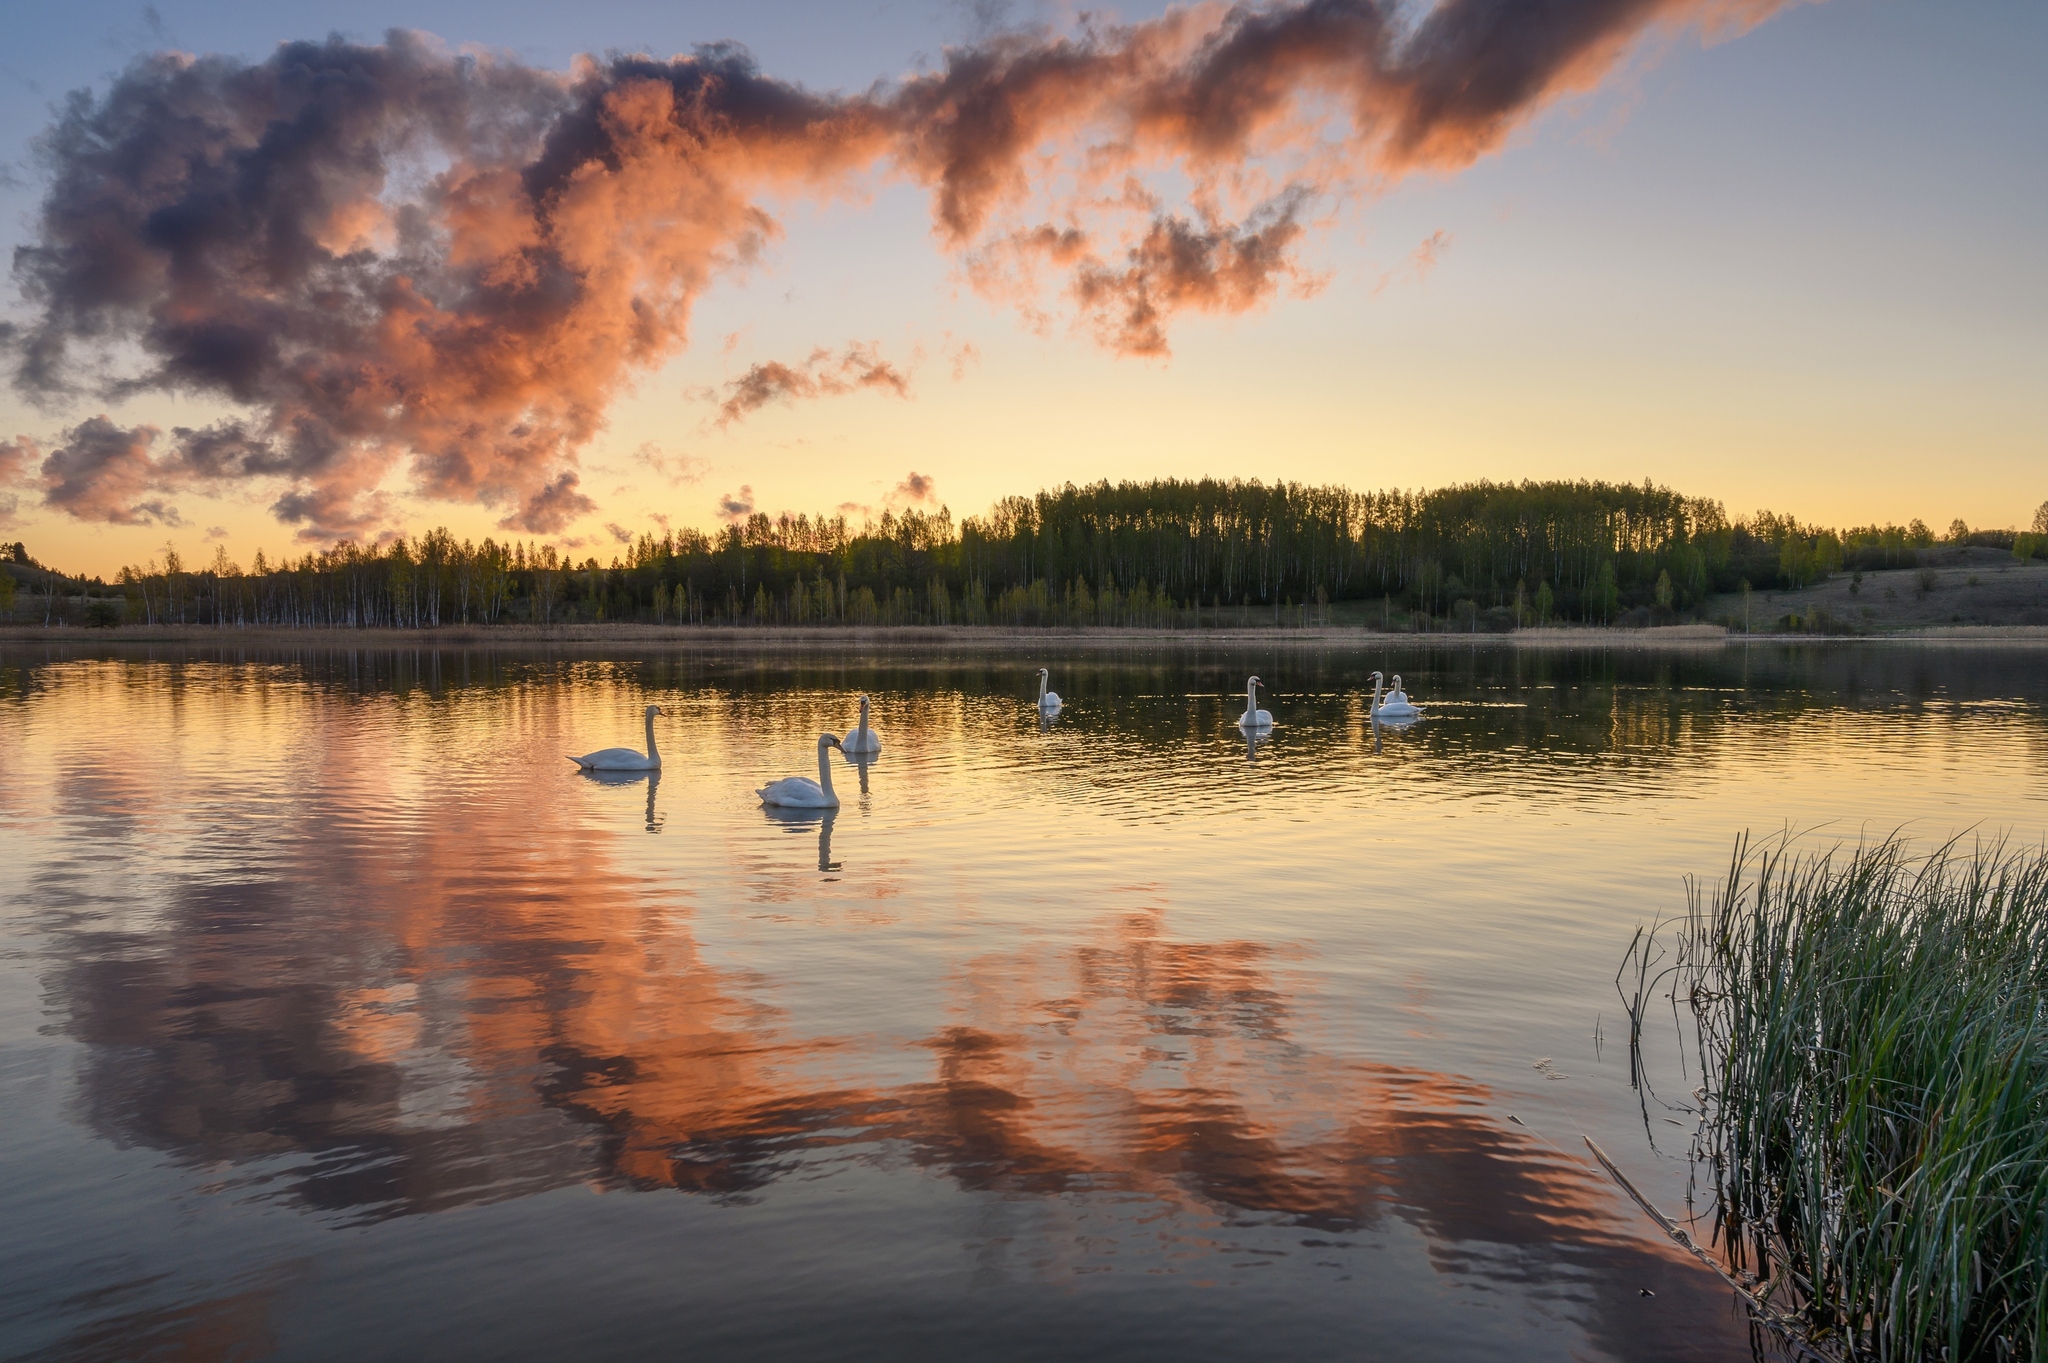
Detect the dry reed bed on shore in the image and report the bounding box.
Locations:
[1,622,1736,648]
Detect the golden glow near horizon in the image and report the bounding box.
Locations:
[1,3,2042,579]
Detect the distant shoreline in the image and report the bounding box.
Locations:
[4,622,2046,649]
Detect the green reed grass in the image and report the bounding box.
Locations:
[1644,834,2048,1361]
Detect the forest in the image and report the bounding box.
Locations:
[5,479,2045,631]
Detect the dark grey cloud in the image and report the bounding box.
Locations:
[717,486,755,522]
[893,470,937,503]
[38,415,181,525]
[506,471,596,535]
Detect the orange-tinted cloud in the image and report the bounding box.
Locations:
[4,2,1799,537]
[0,434,33,484]
[0,434,37,528]
[1373,227,1456,295]
[1071,203,1311,356]
[1412,228,1453,276]
[716,344,911,426]
[634,441,709,487]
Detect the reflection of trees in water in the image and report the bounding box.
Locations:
[65,636,2048,764]
[10,644,2039,806]
[15,638,2048,707]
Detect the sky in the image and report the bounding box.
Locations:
[0,0,2042,578]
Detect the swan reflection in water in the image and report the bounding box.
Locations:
[1370,712,1419,756]
[577,766,664,833]
[841,748,875,798]
[1242,728,1269,766]
[763,803,841,873]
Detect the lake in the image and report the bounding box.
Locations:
[3,640,2044,1362]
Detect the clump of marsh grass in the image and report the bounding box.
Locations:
[1639,833,2048,1361]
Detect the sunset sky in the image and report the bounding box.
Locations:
[1,0,2042,577]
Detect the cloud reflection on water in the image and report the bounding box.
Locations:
[50,862,1727,1354]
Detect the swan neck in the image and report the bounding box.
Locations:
[1038,674,1046,703]
[858,696,870,736]
[818,742,836,797]
[1371,675,1382,711]
[645,710,660,763]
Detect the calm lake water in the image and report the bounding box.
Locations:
[3,641,2045,1362]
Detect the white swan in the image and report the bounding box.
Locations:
[757,733,845,808]
[1370,670,1422,720]
[843,693,882,754]
[1036,668,1062,711]
[1237,675,1273,729]
[567,705,667,770]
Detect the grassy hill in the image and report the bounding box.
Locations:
[1705,547,2048,634]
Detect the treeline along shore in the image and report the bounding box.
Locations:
[6,478,2047,634]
